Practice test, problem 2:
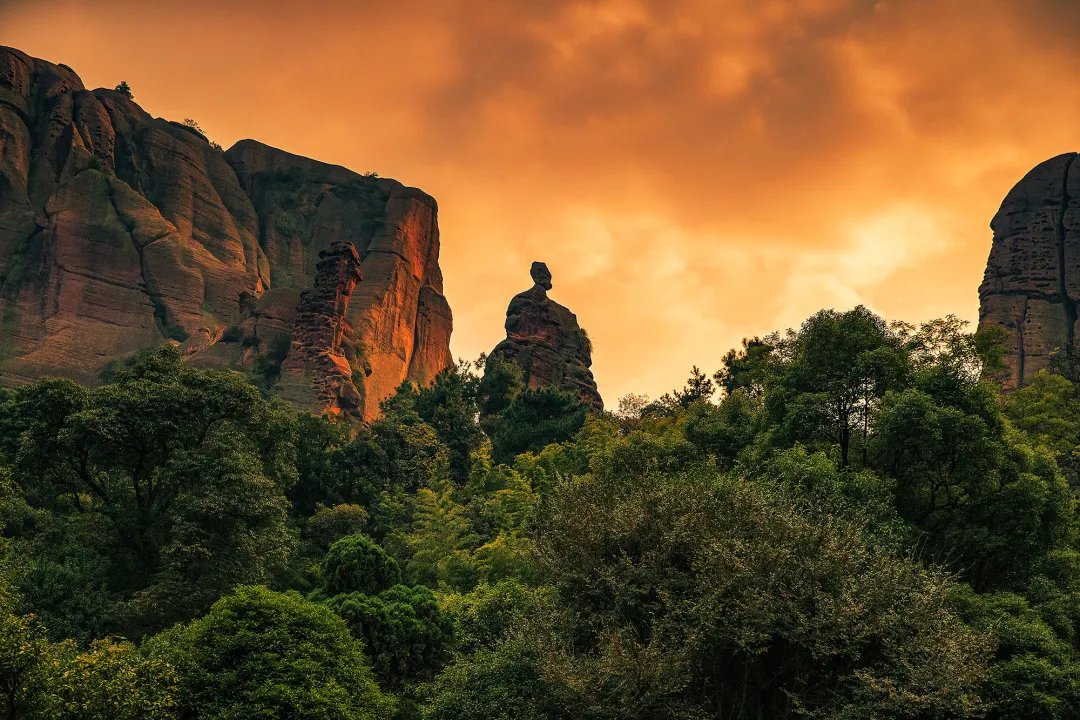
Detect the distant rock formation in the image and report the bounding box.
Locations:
[487,262,603,409]
[979,153,1080,388]
[0,45,452,418]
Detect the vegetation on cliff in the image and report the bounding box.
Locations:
[4,306,1080,718]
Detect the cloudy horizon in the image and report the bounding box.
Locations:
[4,0,1079,402]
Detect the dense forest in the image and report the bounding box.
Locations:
[4,306,1080,719]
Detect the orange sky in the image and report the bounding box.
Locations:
[4,0,1080,403]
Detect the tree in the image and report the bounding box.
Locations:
[950,585,1080,720]
[412,362,485,484]
[1005,371,1080,486]
[324,584,454,688]
[645,366,719,416]
[318,534,402,597]
[2,346,296,636]
[0,601,52,720]
[147,585,391,720]
[421,638,581,720]
[47,638,177,720]
[714,336,775,398]
[871,386,1076,592]
[402,486,479,590]
[524,459,990,718]
[482,388,589,465]
[0,575,175,720]
[304,503,369,555]
[113,80,133,99]
[769,306,909,466]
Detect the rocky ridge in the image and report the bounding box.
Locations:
[979,152,1080,388]
[487,262,603,409]
[0,45,452,418]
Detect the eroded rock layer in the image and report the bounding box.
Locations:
[0,45,452,418]
[488,262,603,409]
[979,153,1080,388]
[278,242,365,416]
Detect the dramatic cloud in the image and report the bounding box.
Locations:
[4,0,1080,400]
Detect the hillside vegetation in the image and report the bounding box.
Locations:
[4,307,1080,719]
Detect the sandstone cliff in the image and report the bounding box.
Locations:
[979,153,1080,388]
[487,262,603,409]
[0,45,452,418]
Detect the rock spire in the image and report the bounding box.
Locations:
[487,262,603,409]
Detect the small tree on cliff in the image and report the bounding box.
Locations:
[114,81,134,99]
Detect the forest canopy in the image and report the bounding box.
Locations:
[3,307,1080,719]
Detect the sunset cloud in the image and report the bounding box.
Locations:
[4,0,1080,401]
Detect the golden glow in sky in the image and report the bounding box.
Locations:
[4,0,1080,402]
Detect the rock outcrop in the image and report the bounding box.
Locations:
[979,153,1080,388]
[277,242,365,415]
[0,45,452,418]
[488,262,603,409]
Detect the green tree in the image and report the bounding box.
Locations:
[714,336,775,398]
[48,638,177,720]
[324,584,454,688]
[319,534,402,597]
[1005,371,1080,486]
[441,579,547,654]
[0,601,52,720]
[767,306,909,466]
[421,637,580,720]
[950,585,1080,720]
[0,575,175,720]
[871,386,1076,592]
[2,346,296,636]
[113,80,133,99]
[524,459,990,718]
[148,585,391,720]
[482,388,589,465]
[410,362,484,484]
[402,486,478,591]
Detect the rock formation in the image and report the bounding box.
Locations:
[978,152,1080,388]
[0,45,451,418]
[277,242,365,415]
[488,262,603,409]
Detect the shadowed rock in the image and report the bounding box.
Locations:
[978,153,1080,388]
[487,262,603,409]
[277,242,366,416]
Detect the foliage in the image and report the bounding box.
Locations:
[0,577,176,720]
[324,584,454,689]
[177,118,222,151]
[0,346,296,637]
[180,118,205,137]
[9,302,1080,718]
[522,461,991,719]
[871,384,1075,592]
[113,80,134,99]
[304,503,369,554]
[318,533,402,597]
[481,386,589,465]
[148,585,391,719]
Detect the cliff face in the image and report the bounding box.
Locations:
[488,262,603,409]
[0,45,452,418]
[978,153,1080,388]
